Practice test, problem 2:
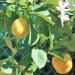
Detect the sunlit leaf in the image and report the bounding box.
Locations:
[31,48,47,68]
[4,36,17,54]
[34,12,55,25]
[28,63,37,72]
[7,5,16,11]
[44,0,58,7]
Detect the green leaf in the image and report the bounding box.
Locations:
[0,12,8,33]
[0,47,12,60]
[50,23,61,40]
[4,36,13,49]
[15,43,32,65]
[44,0,58,7]
[31,4,48,12]
[0,33,6,47]
[49,32,53,50]
[28,19,40,46]
[31,48,47,68]
[2,61,15,69]
[6,10,12,18]
[7,5,16,11]
[5,5,16,18]
[7,0,19,3]
[28,30,40,46]
[50,48,67,60]
[34,12,55,25]
[31,13,50,37]
[19,0,26,5]
[0,41,6,48]
[28,63,38,72]
[39,34,48,46]
[60,21,72,36]
[4,36,17,55]
[16,68,21,75]
[1,67,13,74]
[58,34,75,51]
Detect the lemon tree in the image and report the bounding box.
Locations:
[0,0,75,75]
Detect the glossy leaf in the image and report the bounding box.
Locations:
[31,48,47,68]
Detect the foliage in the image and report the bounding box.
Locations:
[0,0,75,75]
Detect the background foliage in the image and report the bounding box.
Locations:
[0,0,75,75]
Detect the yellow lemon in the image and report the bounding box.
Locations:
[52,53,73,74]
[11,18,29,39]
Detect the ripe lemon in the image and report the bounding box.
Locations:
[11,18,29,39]
[52,53,73,74]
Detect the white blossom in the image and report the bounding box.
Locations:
[56,0,72,26]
